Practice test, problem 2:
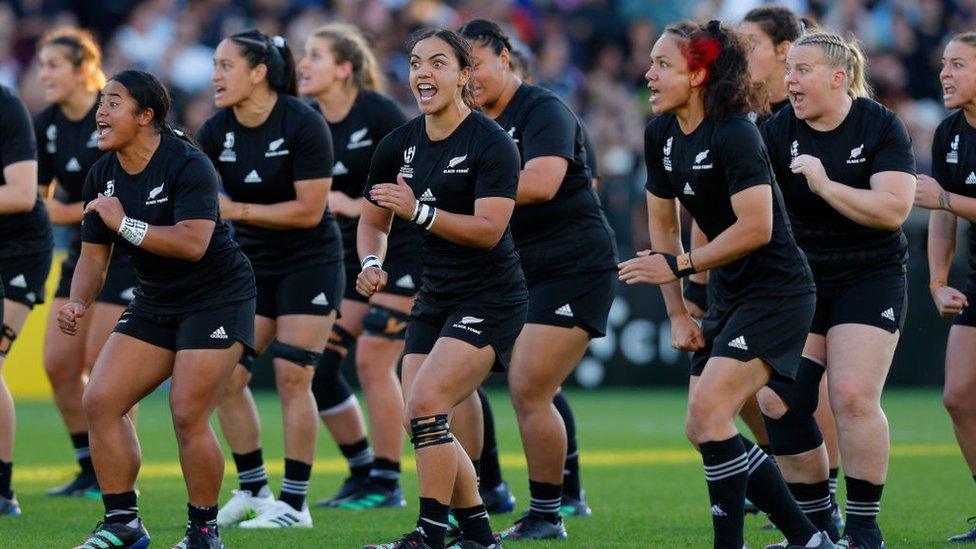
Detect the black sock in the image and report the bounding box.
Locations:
[70,432,94,475]
[528,480,562,524]
[701,436,748,549]
[477,387,503,491]
[232,449,268,494]
[554,392,581,500]
[339,438,373,479]
[454,504,494,546]
[280,458,312,511]
[187,503,218,526]
[103,491,139,525]
[828,467,839,505]
[417,497,450,549]
[788,481,834,536]
[845,476,883,530]
[0,461,11,499]
[740,436,818,546]
[369,457,401,491]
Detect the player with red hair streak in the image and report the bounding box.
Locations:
[621,20,833,548]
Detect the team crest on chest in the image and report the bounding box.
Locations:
[265,137,288,157]
[220,132,236,162]
[693,149,712,170]
[400,145,416,178]
[663,136,673,172]
[443,154,469,174]
[847,143,866,164]
[46,124,57,154]
[347,127,372,149]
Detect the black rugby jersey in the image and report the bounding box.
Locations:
[495,83,617,282]
[582,122,600,180]
[310,91,420,267]
[196,94,341,277]
[932,110,976,293]
[0,85,51,259]
[35,102,126,269]
[645,114,813,305]
[82,135,255,314]
[762,98,915,285]
[365,111,526,306]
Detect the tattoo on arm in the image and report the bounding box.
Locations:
[940,190,953,211]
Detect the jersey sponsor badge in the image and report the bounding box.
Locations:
[948,134,960,164]
[220,131,236,162]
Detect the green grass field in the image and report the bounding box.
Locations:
[0,388,967,548]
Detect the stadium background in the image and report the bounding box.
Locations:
[0,0,967,397]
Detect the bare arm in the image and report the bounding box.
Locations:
[68,242,112,307]
[357,199,393,263]
[928,209,957,289]
[645,193,687,318]
[225,177,331,230]
[686,185,773,272]
[515,156,568,205]
[688,220,709,285]
[370,175,514,249]
[793,153,915,231]
[0,160,38,213]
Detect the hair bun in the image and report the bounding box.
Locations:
[706,20,722,33]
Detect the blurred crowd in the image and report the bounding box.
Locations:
[0,0,969,253]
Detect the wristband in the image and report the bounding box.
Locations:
[683,280,708,310]
[362,255,382,270]
[411,202,437,230]
[660,252,696,278]
[118,216,148,246]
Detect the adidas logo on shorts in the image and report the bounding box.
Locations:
[881,308,896,322]
[210,326,228,339]
[395,274,416,289]
[8,274,26,288]
[311,292,329,306]
[727,336,748,351]
[555,304,574,317]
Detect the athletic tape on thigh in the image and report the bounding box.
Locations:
[763,357,825,456]
[268,339,322,367]
[362,304,410,340]
[325,325,356,358]
[410,414,453,449]
[0,324,16,357]
[239,354,255,372]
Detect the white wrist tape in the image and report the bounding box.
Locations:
[411,203,437,230]
[118,216,148,246]
[361,255,382,270]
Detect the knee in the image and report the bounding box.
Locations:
[82,384,117,422]
[757,389,789,420]
[43,352,82,387]
[508,377,552,417]
[944,388,976,420]
[355,353,387,387]
[406,387,448,421]
[170,404,208,442]
[275,363,313,399]
[685,397,724,445]
[220,368,251,400]
[830,385,878,422]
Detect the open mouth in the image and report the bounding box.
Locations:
[96,120,112,138]
[943,84,956,98]
[789,90,805,106]
[213,85,227,99]
[417,82,437,103]
[648,86,660,102]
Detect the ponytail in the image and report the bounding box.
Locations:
[793,30,872,99]
[229,29,298,96]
